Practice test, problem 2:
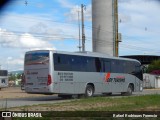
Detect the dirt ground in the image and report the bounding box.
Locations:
[1,87,160,100]
[0,87,47,99]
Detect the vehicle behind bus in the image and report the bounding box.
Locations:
[0,70,8,90]
[24,50,143,97]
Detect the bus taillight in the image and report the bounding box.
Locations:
[47,74,52,86]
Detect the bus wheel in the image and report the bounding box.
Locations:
[85,85,94,97]
[122,85,133,96]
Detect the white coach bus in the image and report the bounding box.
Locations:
[24,50,143,98]
[0,70,8,90]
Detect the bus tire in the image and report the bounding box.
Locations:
[85,85,94,97]
[122,85,133,96]
[127,85,133,95]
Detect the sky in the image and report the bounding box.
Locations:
[0,0,160,71]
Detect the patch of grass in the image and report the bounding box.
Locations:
[6,95,160,112]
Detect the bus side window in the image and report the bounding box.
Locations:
[124,61,126,73]
[124,62,134,74]
[135,63,141,74]
[120,61,125,73]
[70,55,82,71]
[103,61,111,72]
[95,57,102,72]
[0,70,8,76]
[111,60,115,73]
[58,56,61,63]
[54,54,70,71]
[85,57,91,72]
[110,60,122,73]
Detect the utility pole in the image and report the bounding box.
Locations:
[81,4,86,52]
[77,10,81,52]
[114,0,119,57]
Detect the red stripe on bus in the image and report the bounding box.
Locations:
[105,72,111,82]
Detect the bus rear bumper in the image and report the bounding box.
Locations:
[25,87,53,94]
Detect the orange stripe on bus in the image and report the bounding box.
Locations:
[105,72,111,82]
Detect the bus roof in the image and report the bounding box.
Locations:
[26,50,141,64]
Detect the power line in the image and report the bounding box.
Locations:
[1,13,160,40]
[1,32,160,54]
[1,29,160,52]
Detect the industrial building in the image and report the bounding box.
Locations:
[120,55,160,65]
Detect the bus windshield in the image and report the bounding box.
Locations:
[0,70,8,76]
[25,52,49,65]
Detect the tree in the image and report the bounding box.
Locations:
[146,60,160,73]
[17,73,22,79]
[9,74,16,81]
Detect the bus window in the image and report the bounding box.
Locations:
[54,54,70,71]
[69,55,83,71]
[0,70,8,76]
[95,57,102,72]
[103,60,111,72]
[135,63,143,81]
[124,62,134,74]
[25,52,49,65]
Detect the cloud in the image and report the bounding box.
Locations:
[119,14,131,23]
[64,4,91,22]
[0,56,24,71]
[19,33,54,49]
[119,0,160,25]
[8,58,24,71]
[119,0,160,55]
[1,12,81,40]
[57,0,74,8]
[64,5,80,21]
[8,58,23,66]
[0,28,55,49]
[1,11,86,43]
[57,0,91,22]
[29,22,48,34]
[29,22,68,41]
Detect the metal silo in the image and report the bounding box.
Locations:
[92,0,118,56]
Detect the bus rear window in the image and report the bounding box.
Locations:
[0,70,8,76]
[25,52,49,65]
